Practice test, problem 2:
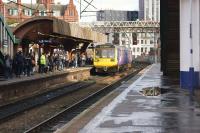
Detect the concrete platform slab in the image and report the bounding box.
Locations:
[0,67,91,106]
[0,67,91,86]
[76,64,200,133]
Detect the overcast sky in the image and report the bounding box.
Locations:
[4,0,139,22]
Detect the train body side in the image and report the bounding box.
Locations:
[94,44,132,72]
[117,46,132,67]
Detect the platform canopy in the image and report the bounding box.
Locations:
[13,16,107,52]
[53,19,107,43]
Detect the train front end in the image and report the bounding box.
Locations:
[94,44,117,72]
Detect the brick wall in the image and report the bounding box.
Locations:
[0,0,79,23]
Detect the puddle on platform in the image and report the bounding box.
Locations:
[140,87,172,96]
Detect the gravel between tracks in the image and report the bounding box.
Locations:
[0,70,129,133]
[0,67,141,133]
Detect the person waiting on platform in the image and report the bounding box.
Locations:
[13,51,24,78]
[45,54,49,73]
[81,54,86,67]
[48,55,54,72]
[4,54,12,79]
[65,52,69,68]
[75,53,79,68]
[54,54,59,71]
[58,55,63,71]
[30,53,35,75]
[25,54,32,76]
[70,54,75,68]
[77,53,81,67]
[40,53,46,73]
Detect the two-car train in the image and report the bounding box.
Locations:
[93,43,132,73]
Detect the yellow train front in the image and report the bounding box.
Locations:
[93,44,132,73]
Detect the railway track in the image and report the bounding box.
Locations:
[0,72,113,123]
[24,68,142,133]
[0,81,95,123]
[0,63,147,132]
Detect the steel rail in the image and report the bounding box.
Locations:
[0,81,94,123]
[24,68,143,133]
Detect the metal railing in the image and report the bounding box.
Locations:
[0,12,15,56]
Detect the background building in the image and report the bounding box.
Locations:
[96,1,160,62]
[139,0,144,20]
[0,0,78,24]
[97,10,138,21]
[144,0,160,21]
[96,9,139,57]
[136,0,160,62]
[0,0,79,65]
[133,32,158,62]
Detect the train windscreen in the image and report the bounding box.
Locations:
[95,48,115,58]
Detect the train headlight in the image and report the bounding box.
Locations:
[110,58,115,62]
[94,58,99,62]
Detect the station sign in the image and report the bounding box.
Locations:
[38,40,52,44]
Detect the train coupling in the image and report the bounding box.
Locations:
[103,66,108,71]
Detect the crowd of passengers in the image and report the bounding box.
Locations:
[2,51,93,79]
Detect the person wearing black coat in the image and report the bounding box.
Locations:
[25,54,32,76]
[4,54,12,79]
[13,51,24,77]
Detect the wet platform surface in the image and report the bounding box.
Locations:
[80,64,200,133]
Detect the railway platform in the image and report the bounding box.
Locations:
[0,67,91,106]
[57,64,200,133]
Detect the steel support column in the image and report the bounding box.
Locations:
[160,0,180,77]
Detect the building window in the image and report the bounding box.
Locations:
[122,40,125,45]
[24,9,32,16]
[137,48,140,52]
[132,33,137,45]
[150,48,154,52]
[39,11,46,16]
[150,40,154,44]
[122,33,126,37]
[141,48,143,52]
[141,40,143,44]
[69,10,74,16]
[9,9,18,16]
[53,10,60,17]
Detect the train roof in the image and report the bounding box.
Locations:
[95,44,130,50]
[95,44,115,48]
